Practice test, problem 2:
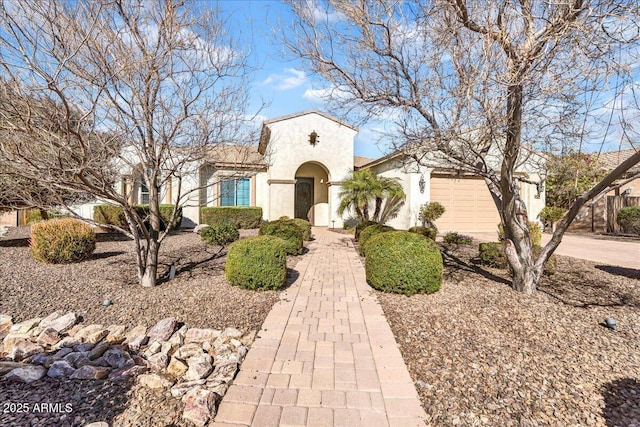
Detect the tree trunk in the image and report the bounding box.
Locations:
[141,237,159,287]
[141,176,162,287]
[362,203,369,221]
[39,208,49,221]
[373,197,382,222]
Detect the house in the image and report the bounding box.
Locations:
[569,148,640,233]
[1,110,546,232]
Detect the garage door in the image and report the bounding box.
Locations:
[430,176,501,233]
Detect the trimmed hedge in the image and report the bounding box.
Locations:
[354,220,378,241]
[443,231,473,245]
[617,206,640,235]
[359,224,395,255]
[259,220,304,255]
[201,224,239,247]
[25,209,69,225]
[31,218,96,264]
[225,236,288,290]
[201,207,262,229]
[290,218,312,241]
[365,231,443,296]
[479,241,556,275]
[93,204,182,231]
[408,226,437,241]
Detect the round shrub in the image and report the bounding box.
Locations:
[478,242,507,268]
[617,206,640,235]
[201,224,239,247]
[225,236,287,290]
[365,231,443,296]
[408,226,437,240]
[443,231,473,245]
[359,224,395,255]
[354,220,378,241]
[30,218,96,264]
[259,220,304,255]
[290,218,312,241]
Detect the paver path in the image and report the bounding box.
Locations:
[213,227,427,427]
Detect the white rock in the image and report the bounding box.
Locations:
[182,388,218,427]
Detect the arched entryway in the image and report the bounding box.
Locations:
[294,162,330,226]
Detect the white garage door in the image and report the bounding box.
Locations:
[430,176,501,233]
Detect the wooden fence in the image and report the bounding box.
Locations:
[607,195,640,233]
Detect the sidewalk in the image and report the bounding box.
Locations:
[212,227,427,427]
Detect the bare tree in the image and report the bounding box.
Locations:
[285,0,640,293]
[0,0,258,286]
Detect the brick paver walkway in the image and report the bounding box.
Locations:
[213,227,427,427]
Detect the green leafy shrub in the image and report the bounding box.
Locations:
[225,236,287,290]
[290,218,312,241]
[200,207,262,229]
[365,231,443,296]
[617,206,640,235]
[30,218,96,263]
[259,220,304,255]
[25,209,69,224]
[538,206,566,230]
[355,220,378,241]
[498,221,542,246]
[359,224,395,255]
[478,242,508,268]
[408,226,437,240]
[443,232,473,245]
[93,204,182,231]
[201,224,239,247]
[418,202,445,227]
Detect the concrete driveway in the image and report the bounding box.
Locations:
[468,232,640,269]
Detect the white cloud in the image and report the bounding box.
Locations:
[302,85,351,103]
[262,68,306,90]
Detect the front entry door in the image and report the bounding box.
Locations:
[295,178,314,221]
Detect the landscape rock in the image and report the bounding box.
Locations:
[29,353,51,367]
[76,324,109,344]
[124,325,148,350]
[182,388,218,427]
[36,327,61,347]
[47,360,76,379]
[103,347,134,369]
[70,365,111,380]
[3,333,30,353]
[105,324,126,344]
[184,352,213,381]
[63,351,92,369]
[88,341,111,360]
[46,312,78,334]
[142,341,162,358]
[74,342,95,352]
[10,339,44,362]
[148,317,178,344]
[139,373,174,389]
[174,343,202,361]
[0,314,13,340]
[168,325,188,347]
[5,365,46,383]
[9,318,41,335]
[170,379,207,398]
[221,327,243,339]
[184,328,216,344]
[147,352,169,372]
[0,361,24,376]
[211,360,238,383]
[167,357,188,378]
[108,365,147,382]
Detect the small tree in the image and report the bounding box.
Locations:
[418,202,446,228]
[0,0,258,287]
[338,169,406,224]
[545,153,607,209]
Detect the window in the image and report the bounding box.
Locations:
[220,178,250,206]
[138,168,151,204]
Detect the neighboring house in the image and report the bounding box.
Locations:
[569,148,640,233]
[1,110,546,232]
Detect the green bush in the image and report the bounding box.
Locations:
[538,206,566,230]
[200,207,262,229]
[418,202,445,227]
[617,206,640,235]
[359,224,395,255]
[93,204,182,231]
[498,222,542,246]
[225,236,288,290]
[365,231,443,296]
[478,242,508,268]
[25,209,69,225]
[259,220,304,255]
[408,226,437,240]
[30,218,96,264]
[290,218,312,241]
[201,224,239,247]
[443,232,473,245]
[355,220,378,241]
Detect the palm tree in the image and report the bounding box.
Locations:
[337,169,378,221]
[372,176,405,222]
[338,169,406,224]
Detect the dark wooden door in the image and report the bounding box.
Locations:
[295,178,314,221]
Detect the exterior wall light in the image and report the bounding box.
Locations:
[309,131,319,146]
[419,173,426,194]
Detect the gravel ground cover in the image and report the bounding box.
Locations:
[376,242,640,426]
[0,226,290,426]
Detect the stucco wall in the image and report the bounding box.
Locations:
[263,112,357,227]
